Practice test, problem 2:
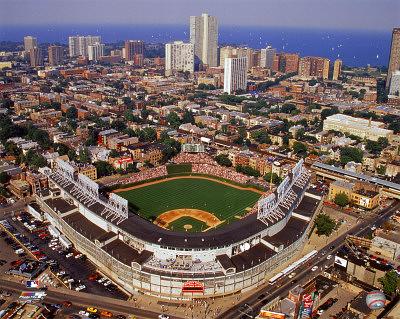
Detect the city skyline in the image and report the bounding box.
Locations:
[1,0,399,31]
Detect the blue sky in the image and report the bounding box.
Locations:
[0,0,399,30]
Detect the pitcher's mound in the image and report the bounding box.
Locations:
[183,224,193,230]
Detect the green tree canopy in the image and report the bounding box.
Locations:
[340,147,363,164]
[263,172,282,185]
[78,148,91,164]
[66,106,78,119]
[236,165,260,177]
[166,111,182,129]
[365,137,389,155]
[215,154,232,167]
[321,107,339,120]
[0,172,9,184]
[280,103,297,114]
[182,110,195,124]
[293,141,307,154]
[314,214,337,236]
[378,270,400,295]
[94,161,115,178]
[251,130,272,144]
[334,192,350,207]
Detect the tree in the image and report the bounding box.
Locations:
[94,161,115,178]
[166,111,182,129]
[111,120,127,132]
[126,163,139,173]
[376,165,386,175]
[67,149,77,161]
[251,130,271,144]
[124,110,135,122]
[314,214,337,236]
[378,270,400,295]
[51,101,61,110]
[78,148,91,164]
[334,193,350,207]
[236,165,260,177]
[54,143,71,156]
[263,172,282,185]
[66,106,78,119]
[308,79,318,86]
[321,107,339,120]
[122,97,133,108]
[340,147,363,164]
[280,103,297,114]
[109,149,119,158]
[366,138,388,155]
[161,137,181,162]
[4,141,22,157]
[141,127,156,142]
[215,154,232,167]
[140,107,150,121]
[0,172,9,184]
[182,110,195,124]
[295,128,305,140]
[293,141,307,154]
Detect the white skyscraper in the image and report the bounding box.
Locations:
[88,43,105,61]
[165,41,194,76]
[260,46,276,69]
[24,36,38,53]
[69,35,101,57]
[190,13,218,67]
[389,70,400,96]
[224,57,248,94]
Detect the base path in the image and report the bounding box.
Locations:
[154,208,223,230]
[113,175,264,195]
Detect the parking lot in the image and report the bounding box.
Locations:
[0,212,128,301]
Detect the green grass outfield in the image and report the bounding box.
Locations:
[168,217,208,232]
[117,177,261,228]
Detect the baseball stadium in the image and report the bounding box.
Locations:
[34,153,322,299]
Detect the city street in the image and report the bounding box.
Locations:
[218,200,400,319]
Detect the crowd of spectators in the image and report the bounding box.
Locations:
[107,152,270,191]
[192,163,250,184]
[172,153,216,165]
[106,165,168,187]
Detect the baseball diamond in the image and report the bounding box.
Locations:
[115,176,262,231]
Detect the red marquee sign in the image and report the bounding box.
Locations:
[182,281,204,293]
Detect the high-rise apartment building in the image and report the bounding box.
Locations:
[190,13,218,67]
[389,70,400,96]
[298,56,329,79]
[224,57,247,94]
[273,53,300,74]
[29,47,43,67]
[88,43,105,61]
[24,36,38,53]
[124,40,144,66]
[68,35,101,57]
[48,45,64,66]
[333,59,342,81]
[219,46,235,67]
[165,41,194,76]
[260,46,276,69]
[386,28,400,89]
[219,46,255,70]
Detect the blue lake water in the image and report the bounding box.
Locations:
[0,24,391,67]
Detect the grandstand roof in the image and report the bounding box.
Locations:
[48,166,318,250]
